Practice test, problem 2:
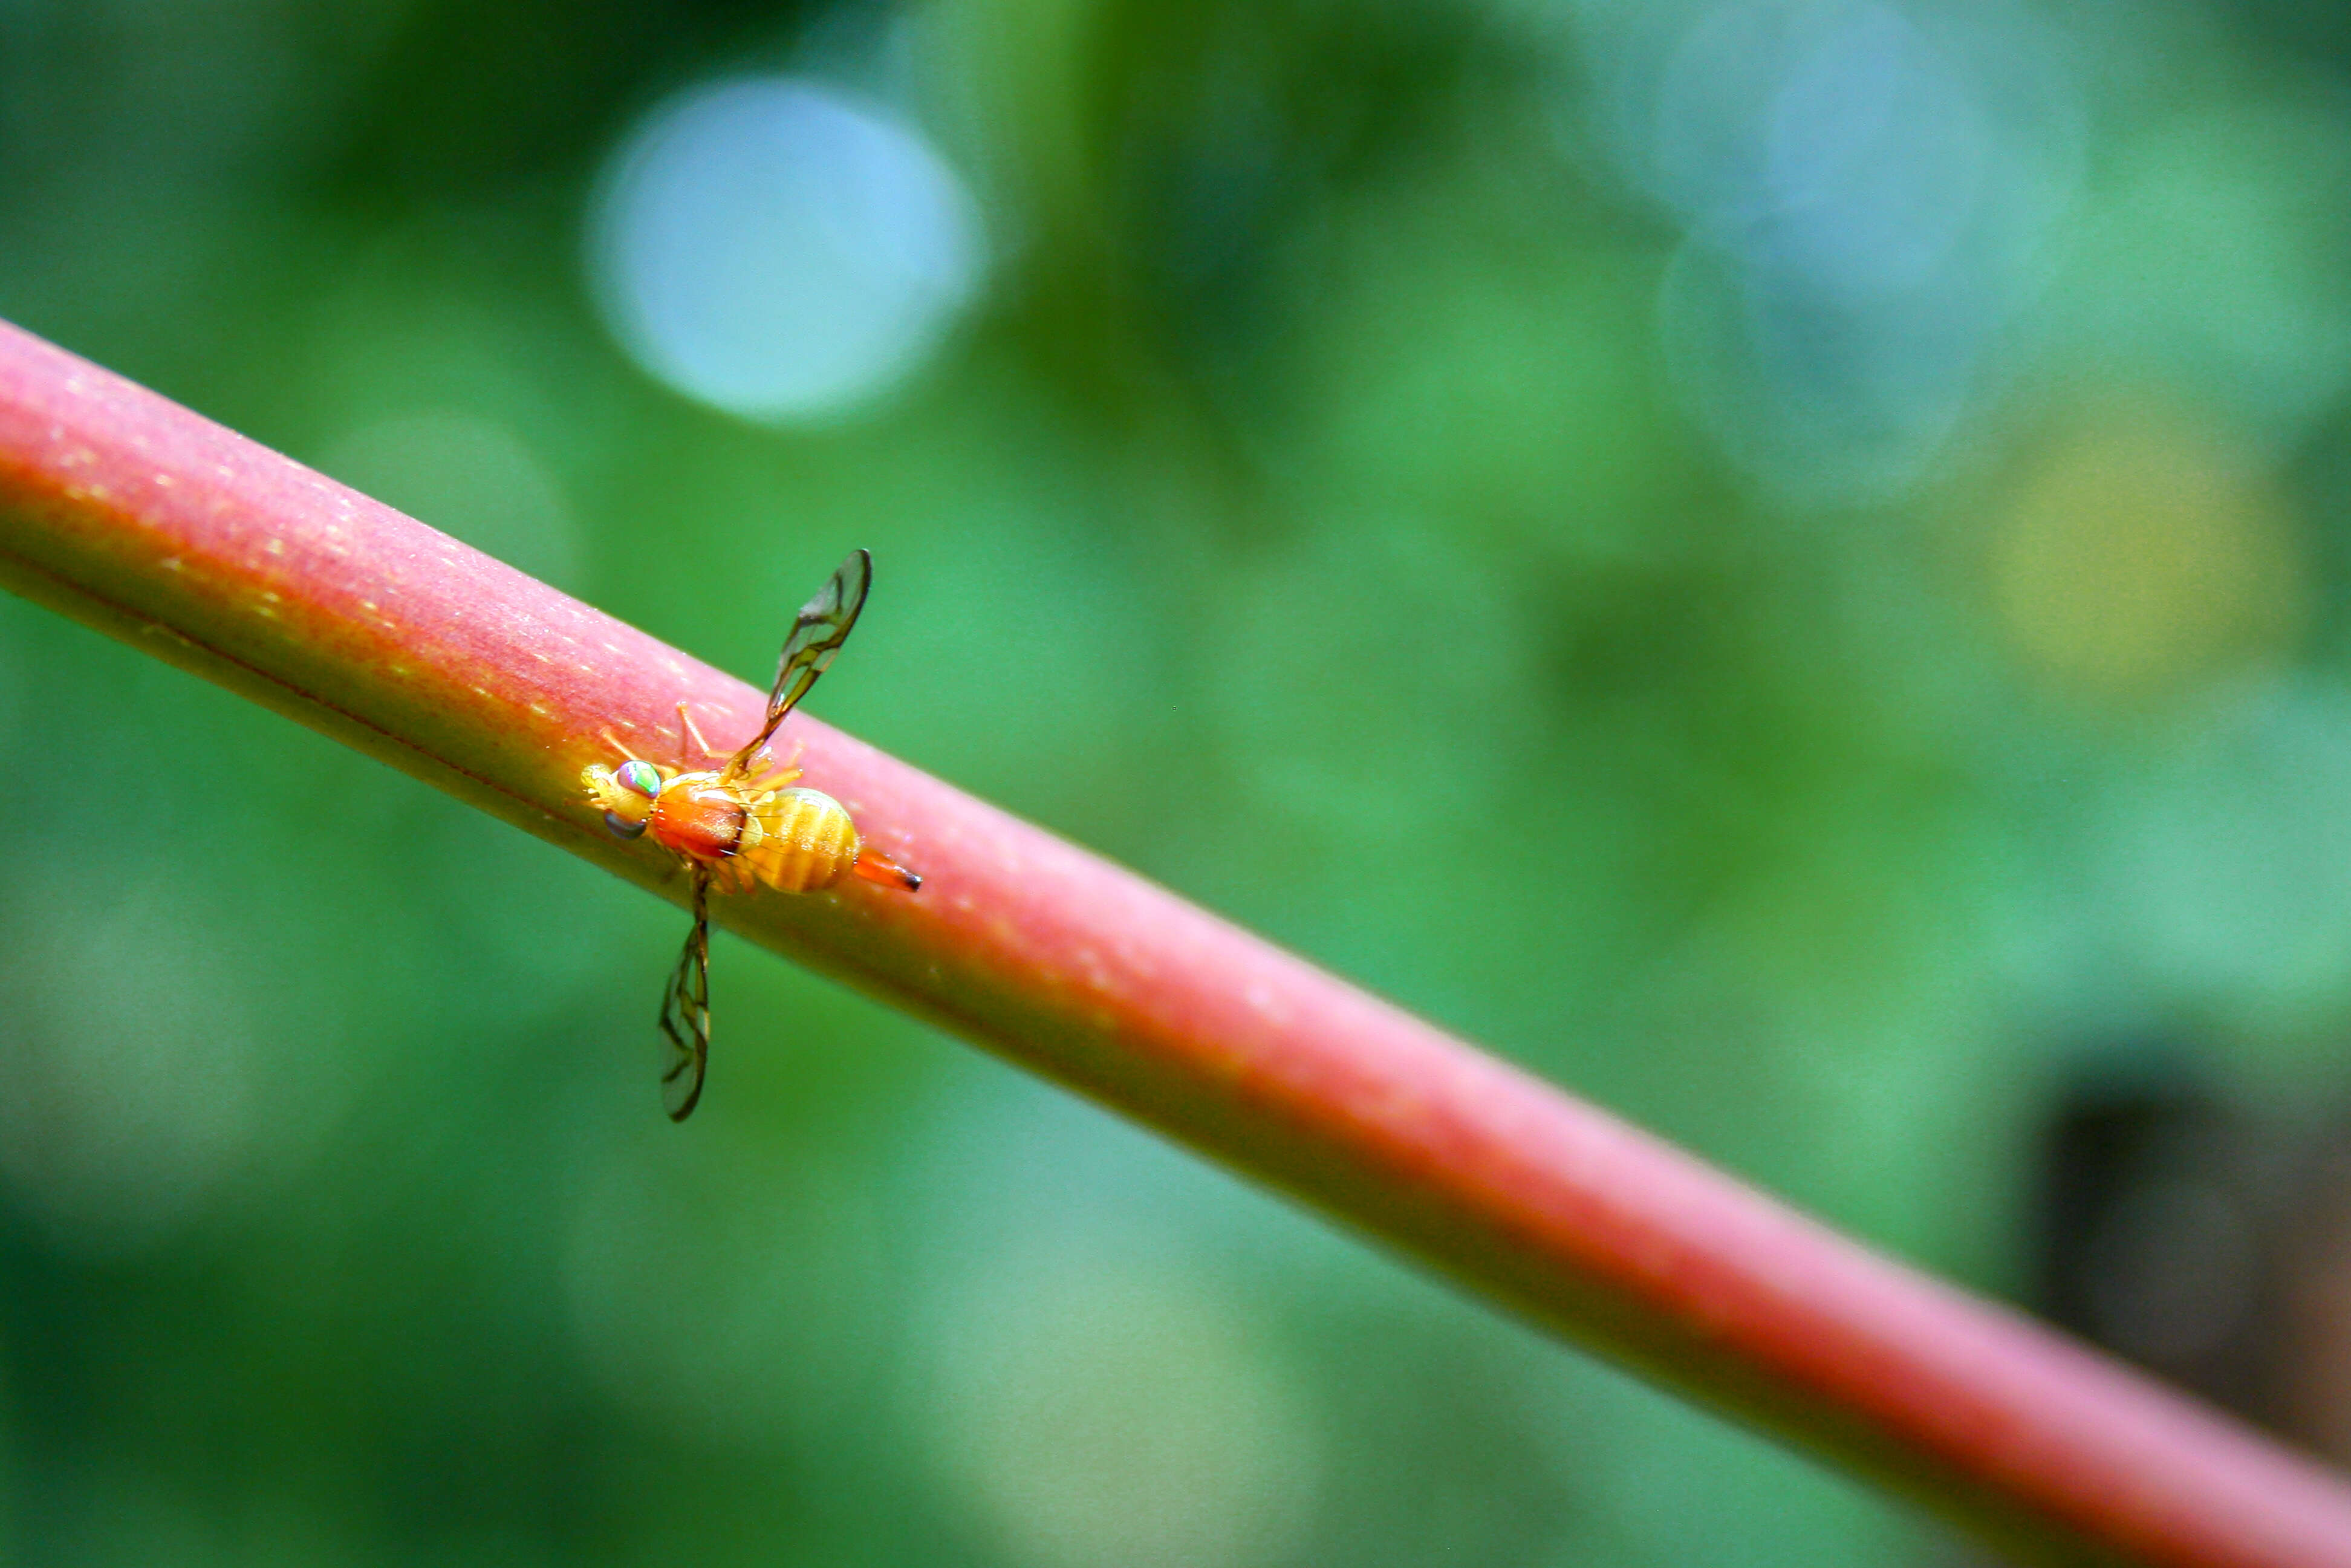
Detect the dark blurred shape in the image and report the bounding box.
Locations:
[2034,1058,2351,1470]
[2035,1064,2272,1413]
[1960,1066,2351,1568]
[2271,1121,2351,1462]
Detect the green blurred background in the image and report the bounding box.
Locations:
[2,0,2350,1561]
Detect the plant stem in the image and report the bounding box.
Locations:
[0,317,2342,1566]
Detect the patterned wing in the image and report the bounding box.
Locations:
[723,548,872,781]
[657,870,713,1121]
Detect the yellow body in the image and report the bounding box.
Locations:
[732,784,862,893]
[582,760,865,894]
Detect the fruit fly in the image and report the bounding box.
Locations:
[581,548,920,1121]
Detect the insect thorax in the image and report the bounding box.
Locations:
[648,775,752,863]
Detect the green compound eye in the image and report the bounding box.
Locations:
[616,760,663,798]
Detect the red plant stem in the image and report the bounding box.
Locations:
[0,317,2342,1565]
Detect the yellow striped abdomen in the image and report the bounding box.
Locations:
[736,786,862,893]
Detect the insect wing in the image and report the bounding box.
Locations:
[657,874,712,1121]
[772,547,871,720]
[724,548,871,778]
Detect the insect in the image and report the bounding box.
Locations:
[581,548,921,1121]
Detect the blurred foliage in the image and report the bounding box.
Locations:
[2,0,2351,1562]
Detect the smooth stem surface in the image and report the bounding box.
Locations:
[0,317,2345,1567]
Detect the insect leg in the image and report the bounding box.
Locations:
[676,701,730,765]
[727,740,804,796]
[657,868,712,1122]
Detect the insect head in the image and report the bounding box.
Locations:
[584,756,665,839]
